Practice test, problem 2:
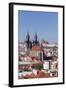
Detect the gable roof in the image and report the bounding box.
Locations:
[31,45,43,51]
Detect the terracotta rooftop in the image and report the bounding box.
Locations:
[18,70,49,79]
[31,45,43,51]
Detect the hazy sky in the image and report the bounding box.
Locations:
[18,10,58,43]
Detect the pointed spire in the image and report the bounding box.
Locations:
[25,32,32,49]
[26,32,30,42]
[34,32,38,44]
[34,32,38,42]
[33,33,39,45]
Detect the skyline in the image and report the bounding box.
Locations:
[18,10,58,43]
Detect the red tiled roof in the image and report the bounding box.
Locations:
[37,71,49,78]
[29,56,39,60]
[18,70,49,79]
[31,45,43,51]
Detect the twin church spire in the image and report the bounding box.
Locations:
[25,32,39,49]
